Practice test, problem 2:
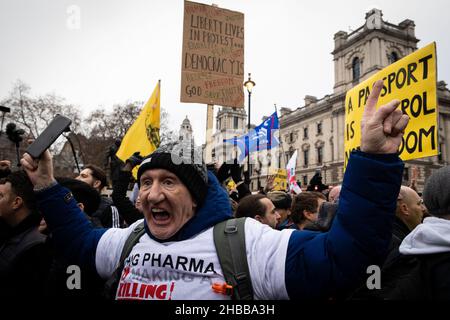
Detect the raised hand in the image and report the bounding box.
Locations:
[360,80,410,154]
[20,150,56,189]
[230,162,243,183]
[216,162,230,183]
[126,151,144,168]
[264,174,275,193]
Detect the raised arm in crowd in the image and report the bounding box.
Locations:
[20,80,409,300]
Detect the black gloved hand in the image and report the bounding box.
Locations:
[243,170,250,186]
[230,160,242,183]
[126,152,143,168]
[216,163,230,184]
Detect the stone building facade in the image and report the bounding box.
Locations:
[207,106,247,164]
[277,8,450,192]
[179,116,194,144]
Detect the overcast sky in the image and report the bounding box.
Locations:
[1,0,449,144]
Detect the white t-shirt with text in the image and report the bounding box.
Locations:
[96,218,293,300]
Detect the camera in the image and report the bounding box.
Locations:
[6,123,25,144]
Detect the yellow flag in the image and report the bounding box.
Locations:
[116,81,161,174]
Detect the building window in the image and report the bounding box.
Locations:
[403,167,409,182]
[317,122,322,135]
[285,152,290,163]
[289,146,294,158]
[233,117,239,129]
[317,146,323,165]
[303,175,308,187]
[388,51,399,64]
[289,132,294,143]
[304,149,309,167]
[352,57,360,81]
[304,127,308,139]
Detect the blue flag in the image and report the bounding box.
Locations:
[224,111,280,162]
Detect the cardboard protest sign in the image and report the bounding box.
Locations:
[181,1,244,107]
[344,42,438,169]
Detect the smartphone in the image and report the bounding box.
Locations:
[26,115,72,158]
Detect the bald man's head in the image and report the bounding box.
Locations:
[396,186,426,231]
[328,185,341,203]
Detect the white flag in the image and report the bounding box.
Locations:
[286,151,302,194]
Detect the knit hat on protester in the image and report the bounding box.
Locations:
[137,143,209,206]
[423,166,450,217]
[267,191,292,210]
[56,177,101,215]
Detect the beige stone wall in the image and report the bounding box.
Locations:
[245,9,450,192]
[270,9,450,192]
[208,106,247,164]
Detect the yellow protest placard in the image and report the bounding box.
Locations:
[272,169,287,191]
[226,178,236,192]
[344,42,438,169]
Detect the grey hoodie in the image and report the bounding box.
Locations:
[400,217,450,255]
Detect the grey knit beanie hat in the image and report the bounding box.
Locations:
[137,142,208,205]
[423,166,450,217]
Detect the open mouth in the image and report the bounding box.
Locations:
[151,208,171,223]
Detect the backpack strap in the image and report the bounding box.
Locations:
[213,217,253,300]
[103,221,146,299]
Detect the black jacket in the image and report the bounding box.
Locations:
[91,196,124,228]
[0,214,52,297]
[386,252,450,300]
[349,217,417,300]
[385,217,450,300]
[111,170,143,226]
[44,235,105,299]
[375,218,419,298]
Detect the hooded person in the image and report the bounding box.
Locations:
[133,143,230,242]
[400,166,450,254]
[394,166,450,299]
[21,82,410,300]
[306,170,328,192]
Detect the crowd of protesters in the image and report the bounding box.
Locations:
[1,80,450,300]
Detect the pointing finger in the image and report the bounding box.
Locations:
[363,80,384,119]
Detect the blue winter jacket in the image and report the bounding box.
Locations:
[36,150,403,299]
